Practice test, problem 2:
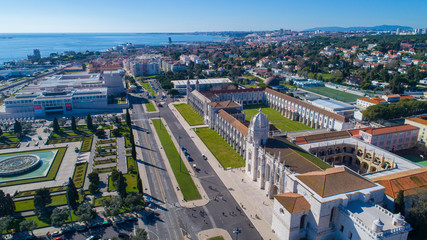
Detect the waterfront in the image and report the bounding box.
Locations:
[0,33,225,64]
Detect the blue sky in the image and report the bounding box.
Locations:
[1,0,426,33]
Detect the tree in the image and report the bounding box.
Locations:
[124,193,144,212]
[19,219,37,235]
[0,190,15,217]
[13,120,22,135]
[88,172,100,194]
[50,207,69,227]
[126,109,132,127]
[130,228,148,240]
[167,89,179,97]
[71,116,77,131]
[0,128,3,137]
[115,172,127,198]
[67,177,79,210]
[103,196,122,217]
[94,129,106,138]
[0,216,12,236]
[131,144,137,161]
[75,203,96,223]
[111,169,120,183]
[33,188,51,216]
[53,118,60,133]
[394,190,405,214]
[406,191,427,239]
[86,114,93,131]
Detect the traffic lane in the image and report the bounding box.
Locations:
[160,107,262,239]
[132,103,184,240]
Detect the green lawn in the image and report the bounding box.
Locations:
[196,128,245,168]
[97,139,116,145]
[14,186,67,198]
[152,119,201,201]
[145,100,157,112]
[127,156,137,174]
[80,136,93,152]
[403,155,427,167]
[108,174,138,193]
[72,162,88,188]
[303,86,360,102]
[15,194,68,212]
[93,195,112,207]
[175,104,205,126]
[0,147,67,187]
[208,237,225,240]
[244,105,312,132]
[140,81,156,95]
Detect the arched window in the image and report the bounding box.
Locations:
[300,215,307,229]
[330,207,335,223]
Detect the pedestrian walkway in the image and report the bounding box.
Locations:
[198,228,232,240]
[169,102,279,240]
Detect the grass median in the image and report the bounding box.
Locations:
[175,103,204,126]
[152,119,201,201]
[145,100,157,112]
[196,128,245,168]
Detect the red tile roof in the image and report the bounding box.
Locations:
[296,167,376,197]
[274,193,311,214]
[217,109,248,137]
[362,124,419,136]
[372,167,427,199]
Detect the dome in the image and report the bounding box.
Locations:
[250,109,269,130]
[264,77,279,86]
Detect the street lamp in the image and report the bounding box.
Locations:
[63,181,74,228]
[178,136,182,172]
[233,227,241,240]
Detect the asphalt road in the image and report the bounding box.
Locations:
[128,83,262,240]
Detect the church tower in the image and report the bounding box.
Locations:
[245,110,269,181]
[195,79,200,91]
[186,79,191,103]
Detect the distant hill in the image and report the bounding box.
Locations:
[304,25,413,32]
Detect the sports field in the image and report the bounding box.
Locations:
[304,87,360,102]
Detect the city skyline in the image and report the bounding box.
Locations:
[1,0,426,33]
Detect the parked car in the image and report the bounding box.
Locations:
[202,154,207,160]
[51,231,62,237]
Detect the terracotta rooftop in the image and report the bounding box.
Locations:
[295,131,351,145]
[265,88,346,122]
[217,109,248,137]
[274,193,311,214]
[371,167,427,199]
[210,100,241,109]
[265,136,327,173]
[296,167,377,197]
[357,97,384,105]
[362,124,419,136]
[406,115,427,126]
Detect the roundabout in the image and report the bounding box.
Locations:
[0,154,41,176]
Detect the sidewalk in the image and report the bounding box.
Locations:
[169,102,279,240]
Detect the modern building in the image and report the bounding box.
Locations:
[172,78,232,94]
[123,59,160,77]
[272,167,412,240]
[3,71,127,118]
[405,115,427,146]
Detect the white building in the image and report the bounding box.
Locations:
[272,167,411,240]
[3,71,127,118]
